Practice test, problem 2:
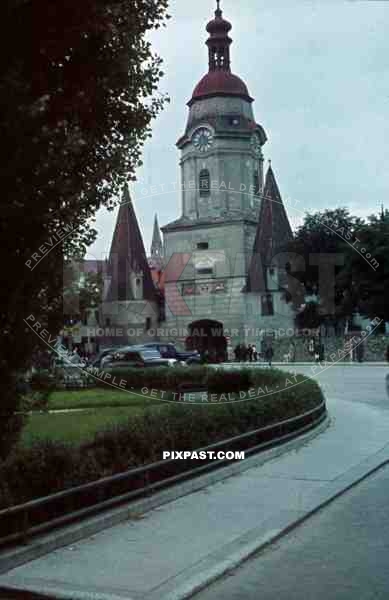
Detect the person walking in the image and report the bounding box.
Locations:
[248,344,253,362]
[265,346,274,367]
[289,341,296,363]
[252,344,257,362]
[240,344,248,362]
[234,343,241,362]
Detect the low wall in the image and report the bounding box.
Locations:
[272,335,388,362]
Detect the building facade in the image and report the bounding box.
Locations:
[160,2,294,353]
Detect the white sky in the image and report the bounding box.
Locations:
[87,0,389,261]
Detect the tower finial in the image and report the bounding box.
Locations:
[206,0,232,71]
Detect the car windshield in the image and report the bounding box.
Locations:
[139,350,162,360]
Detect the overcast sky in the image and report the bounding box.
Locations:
[87,0,389,260]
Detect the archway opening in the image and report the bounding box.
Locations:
[186,319,227,362]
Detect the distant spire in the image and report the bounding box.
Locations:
[381,203,385,220]
[151,213,163,257]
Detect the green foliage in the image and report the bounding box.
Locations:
[94,365,252,393]
[0,370,325,508]
[0,0,169,457]
[47,388,162,410]
[21,406,163,447]
[286,208,363,313]
[62,260,104,323]
[295,301,321,330]
[338,210,389,324]
[286,207,389,328]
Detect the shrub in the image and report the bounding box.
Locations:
[96,365,253,394]
[0,369,325,509]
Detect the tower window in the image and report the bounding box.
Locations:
[254,170,260,197]
[262,294,274,316]
[199,169,210,197]
[197,242,209,250]
[197,267,213,276]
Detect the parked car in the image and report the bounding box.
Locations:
[140,342,201,365]
[90,347,122,369]
[104,346,178,369]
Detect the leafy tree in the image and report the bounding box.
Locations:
[0,0,169,458]
[338,209,389,326]
[63,261,104,325]
[286,208,364,328]
[295,301,321,331]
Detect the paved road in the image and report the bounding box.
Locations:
[277,364,388,409]
[194,462,389,600]
[221,363,388,408]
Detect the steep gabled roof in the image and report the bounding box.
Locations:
[247,165,293,293]
[151,213,163,256]
[105,186,156,302]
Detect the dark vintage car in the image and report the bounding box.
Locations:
[104,346,178,369]
[140,342,201,365]
[90,347,122,369]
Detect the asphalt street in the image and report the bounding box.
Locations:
[193,462,389,600]
[278,363,388,408]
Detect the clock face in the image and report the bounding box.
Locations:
[251,133,262,158]
[192,127,213,153]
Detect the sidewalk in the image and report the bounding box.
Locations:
[1,395,389,600]
[223,361,388,367]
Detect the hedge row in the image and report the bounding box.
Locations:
[0,370,324,509]
[93,365,253,393]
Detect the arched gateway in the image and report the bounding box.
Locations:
[186,320,227,362]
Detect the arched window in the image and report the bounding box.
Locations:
[199,169,210,197]
[253,170,260,197]
[261,294,274,316]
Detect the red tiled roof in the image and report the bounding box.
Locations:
[189,71,253,105]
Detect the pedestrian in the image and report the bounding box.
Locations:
[248,344,253,362]
[252,344,257,362]
[70,347,81,364]
[356,339,364,363]
[234,343,241,362]
[265,346,274,367]
[240,344,248,362]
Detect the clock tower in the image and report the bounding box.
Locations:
[175,0,267,220]
[161,1,294,351]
